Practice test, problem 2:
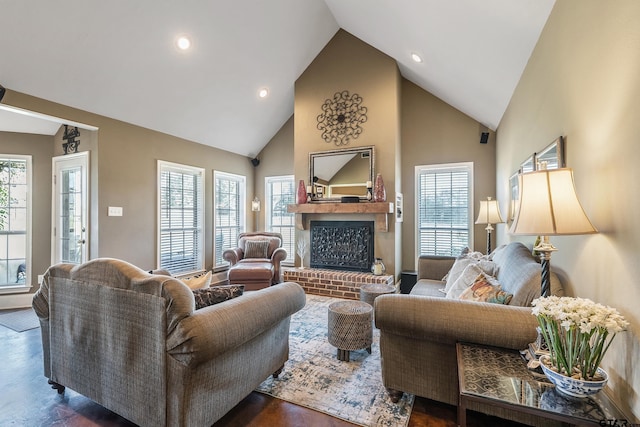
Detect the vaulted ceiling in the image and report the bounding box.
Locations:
[0,0,555,157]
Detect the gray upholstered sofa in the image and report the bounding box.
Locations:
[375,242,563,426]
[32,258,306,427]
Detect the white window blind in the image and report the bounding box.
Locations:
[416,163,473,257]
[214,171,245,268]
[265,175,295,264]
[158,161,204,275]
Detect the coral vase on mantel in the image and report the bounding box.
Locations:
[296,179,307,204]
[373,173,386,202]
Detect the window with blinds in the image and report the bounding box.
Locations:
[0,156,31,288]
[158,161,204,275]
[265,175,295,264]
[416,162,473,257]
[214,171,246,268]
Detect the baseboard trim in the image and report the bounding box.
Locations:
[0,293,34,309]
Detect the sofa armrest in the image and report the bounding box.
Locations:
[418,255,455,281]
[167,281,306,367]
[222,248,242,265]
[375,294,538,350]
[271,247,287,283]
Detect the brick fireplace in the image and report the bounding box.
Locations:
[284,219,394,299]
[283,268,394,300]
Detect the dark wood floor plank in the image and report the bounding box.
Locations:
[0,321,525,426]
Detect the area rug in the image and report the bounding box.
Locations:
[0,308,40,332]
[256,294,414,427]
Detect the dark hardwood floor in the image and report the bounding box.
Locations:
[0,310,526,427]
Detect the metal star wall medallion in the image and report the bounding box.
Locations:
[316,90,368,146]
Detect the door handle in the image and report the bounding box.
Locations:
[77,239,86,244]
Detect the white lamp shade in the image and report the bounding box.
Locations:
[475,198,504,225]
[510,168,597,235]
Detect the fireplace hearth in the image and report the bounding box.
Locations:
[310,220,374,272]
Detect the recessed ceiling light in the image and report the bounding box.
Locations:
[258,88,269,98]
[176,36,191,51]
[411,52,423,63]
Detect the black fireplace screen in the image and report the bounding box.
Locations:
[310,220,374,272]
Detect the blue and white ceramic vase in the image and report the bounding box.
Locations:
[539,355,608,398]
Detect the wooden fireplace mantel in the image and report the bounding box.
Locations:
[287,202,392,232]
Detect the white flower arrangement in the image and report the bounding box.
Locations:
[532,296,629,381]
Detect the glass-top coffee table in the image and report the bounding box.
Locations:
[456,343,630,427]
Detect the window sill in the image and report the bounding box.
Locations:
[0,284,33,295]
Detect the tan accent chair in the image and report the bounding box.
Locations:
[223,232,287,290]
[32,258,306,427]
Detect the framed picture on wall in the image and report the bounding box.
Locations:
[509,172,519,225]
[536,136,565,170]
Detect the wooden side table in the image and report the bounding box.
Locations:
[327,301,372,362]
[456,343,630,427]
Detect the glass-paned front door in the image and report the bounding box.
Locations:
[53,152,88,265]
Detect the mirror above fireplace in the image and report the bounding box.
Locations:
[309,146,374,201]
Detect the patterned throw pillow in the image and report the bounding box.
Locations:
[192,285,245,310]
[182,271,212,290]
[458,274,513,305]
[244,240,270,259]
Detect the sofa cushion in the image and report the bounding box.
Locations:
[458,274,513,305]
[410,279,447,297]
[244,240,270,259]
[192,284,244,309]
[491,242,547,306]
[182,271,212,290]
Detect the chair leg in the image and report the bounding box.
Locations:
[48,379,65,394]
[385,387,403,403]
[272,364,285,378]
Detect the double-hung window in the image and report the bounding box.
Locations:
[0,155,31,291]
[265,175,295,264]
[158,161,204,275]
[214,171,245,268]
[416,162,473,257]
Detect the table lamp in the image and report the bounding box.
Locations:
[509,167,596,296]
[475,197,505,254]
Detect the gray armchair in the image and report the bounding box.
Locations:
[223,232,287,290]
[32,258,305,427]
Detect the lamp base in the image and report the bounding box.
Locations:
[484,224,494,255]
[535,236,557,297]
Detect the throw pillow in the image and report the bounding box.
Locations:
[445,263,484,299]
[458,274,513,305]
[476,259,498,277]
[443,257,477,294]
[244,240,270,259]
[182,271,212,290]
[192,285,245,310]
[442,247,470,282]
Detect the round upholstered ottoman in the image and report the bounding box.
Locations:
[327,300,373,362]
